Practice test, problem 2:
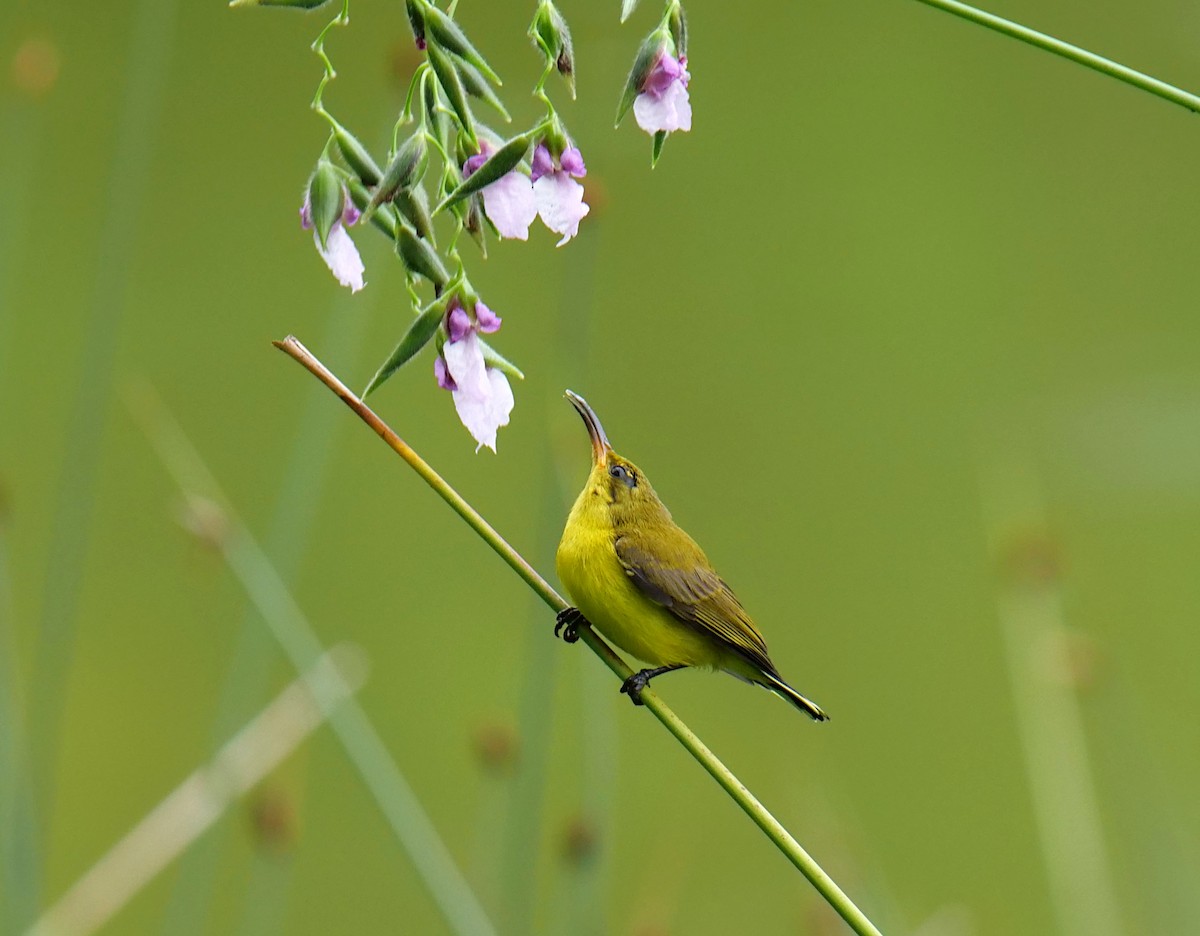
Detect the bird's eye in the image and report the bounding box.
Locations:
[608,464,637,488]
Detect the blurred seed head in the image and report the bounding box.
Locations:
[11,36,61,98]
[248,785,300,854]
[1043,627,1103,691]
[561,814,598,868]
[472,721,518,776]
[177,494,230,550]
[999,531,1063,588]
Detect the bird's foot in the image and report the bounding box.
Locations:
[554,607,586,644]
[618,665,685,706]
[619,670,653,705]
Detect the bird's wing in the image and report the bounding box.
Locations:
[614,531,774,673]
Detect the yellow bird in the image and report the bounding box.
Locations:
[555,391,827,720]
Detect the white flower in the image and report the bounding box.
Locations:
[633,50,692,135]
[441,330,514,452]
[300,194,365,293]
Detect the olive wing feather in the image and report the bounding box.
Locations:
[613,532,775,673]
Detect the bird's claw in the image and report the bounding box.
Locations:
[619,671,650,706]
[554,607,585,644]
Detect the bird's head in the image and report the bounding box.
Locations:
[565,390,667,524]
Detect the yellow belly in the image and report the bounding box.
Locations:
[556,520,722,669]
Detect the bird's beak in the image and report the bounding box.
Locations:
[565,390,611,467]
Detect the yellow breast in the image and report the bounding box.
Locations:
[555,506,722,669]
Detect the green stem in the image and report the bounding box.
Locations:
[910,0,1200,114]
[273,336,884,936]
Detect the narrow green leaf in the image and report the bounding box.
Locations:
[477,338,525,380]
[435,133,531,213]
[668,3,687,59]
[396,223,449,286]
[422,1,503,86]
[651,129,666,166]
[426,43,475,143]
[363,302,446,397]
[620,0,640,22]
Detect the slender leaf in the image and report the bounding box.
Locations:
[619,0,639,23]
[364,302,446,397]
[435,133,531,213]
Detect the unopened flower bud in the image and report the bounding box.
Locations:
[404,0,426,49]
[330,119,382,187]
[421,0,502,86]
[368,133,428,215]
[531,0,575,97]
[396,222,449,287]
[305,160,345,250]
[668,2,688,59]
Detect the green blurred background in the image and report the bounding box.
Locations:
[3,0,1200,933]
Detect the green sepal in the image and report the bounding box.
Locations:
[477,338,525,381]
[229,0,333,9]
[457,58,511,122]
[422,71,449,152]
[367,133,428,215]
[668,3,687,59]
[435,132,532,213]
[421,1,503,87]
[330,120,382,187]
[307,160,343,250]
[404,0,425,46]
[651,129,666,166]
[615,32,665,127]
[346,178,398,239]
[394,185,434,242]
[426,43,475,143]
[396,222,449,286]
[619,0,640,23]
[363,300,447,398]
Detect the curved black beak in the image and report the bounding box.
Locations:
[565,390,611,467]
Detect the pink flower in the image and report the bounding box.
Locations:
[300,191,365,292]
[464,141,538,241]
[530,144,589,246]
[436,300,513,452]
[634,50,691,135]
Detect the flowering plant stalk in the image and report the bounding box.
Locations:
[236,0,695,451]
[273,335,885,936]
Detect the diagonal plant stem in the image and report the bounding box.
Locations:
[273,336,884,936]
[909,0,1200,114]
[25,647,366,936]
[130,385,497,936]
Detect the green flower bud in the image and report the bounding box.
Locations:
[420,0,502,86]
[531,0,575,97]
[393,185,434,241]
[396,222,449,287]
[306,160,344,250]
[404,0,425,48]
[330,120,382,187]
[457,58,511,122]
[368,133,428,214]
[426,43,475,142]
[620,0,641,23]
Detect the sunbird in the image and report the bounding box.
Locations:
[555,391,828,720]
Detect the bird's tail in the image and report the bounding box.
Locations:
[759,672,828,722]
